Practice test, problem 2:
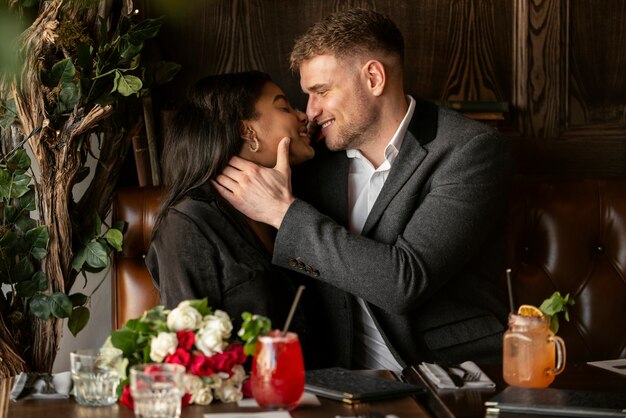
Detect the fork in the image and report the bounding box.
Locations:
[448,364,481,382]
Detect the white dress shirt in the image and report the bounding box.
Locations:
[347,96,416,373]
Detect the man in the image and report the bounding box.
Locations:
[214,9,511,372]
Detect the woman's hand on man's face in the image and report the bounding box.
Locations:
[212,137,295,229]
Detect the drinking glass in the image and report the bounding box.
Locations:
[70,347,123,406]
[251,331,305,410]
[502,313,566,388]
[130,363,185,418]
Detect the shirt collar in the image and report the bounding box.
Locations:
[346,95,416,166]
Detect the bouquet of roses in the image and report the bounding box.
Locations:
[107,298,271,407]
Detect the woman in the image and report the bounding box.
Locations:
[146,71,314,332]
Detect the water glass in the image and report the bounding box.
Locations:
[130,363,185,418]
[70,347,123,406]
[251,331,305,410]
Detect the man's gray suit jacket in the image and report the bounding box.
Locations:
[274,97,511,368]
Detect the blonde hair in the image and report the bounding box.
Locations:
[290,8,404,71]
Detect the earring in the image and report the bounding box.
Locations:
[247,128,260,152]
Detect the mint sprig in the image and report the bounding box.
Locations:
[238,312,272,356]
[539,291,575,334]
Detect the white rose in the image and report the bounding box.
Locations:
[167,303,203,331]
[183,374,204,395]
[149,332,178,362]
[214,381,243,403]
[229,365,246,385]
[206,374,223,389]
[191,385,214,405]
[195,326,224,356]
[203,310,233,339]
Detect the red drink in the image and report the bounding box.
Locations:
[251,331,305,410]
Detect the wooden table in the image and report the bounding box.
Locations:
[8,370,432,418]
[402,362,626,418]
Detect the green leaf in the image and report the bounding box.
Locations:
[130,18,163,40]
[119,35,144,60]
[69,292,89,307]
[105,228,123,251]
[187,298,212,316]
[84,241,109,269]
[18,187,36,211]
[239,312,272,356]
[71,247,86,271]
[68,306,90,336]
[49,292,73,318]
[26,225,49,249]
[155,61,181,84]
[110,328,139,357]
[539,291,575,334]
[0,169,13,199]
[15,271,46,297]
[30,294,51,320]
[11,257,35,282]
[112,72,142,97]
[51,58,76,85]
[0,230,18,248]
[15,216,37,233]
[8,149,31,171]
[31,246,47,261]
[58,80,81,112]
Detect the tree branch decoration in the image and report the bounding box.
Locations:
[0,0,180,376]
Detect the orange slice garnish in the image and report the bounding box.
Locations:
[517,304,545,318]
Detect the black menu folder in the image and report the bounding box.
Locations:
[485,386,626,417]
[304,367,426,404]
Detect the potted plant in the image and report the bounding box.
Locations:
[0,0,179,376]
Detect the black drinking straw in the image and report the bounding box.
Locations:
[506,268,515,313]
[282,285,305,336]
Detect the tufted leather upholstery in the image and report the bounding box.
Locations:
[112,179,626,361]
[111,186,162,329]
[506,178,626,362]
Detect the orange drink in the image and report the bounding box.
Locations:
[251,331,305,410]
[503,313,566,388]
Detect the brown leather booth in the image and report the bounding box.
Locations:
[112,179,626,361]
[505,178,626,362]
[111,186,162,329]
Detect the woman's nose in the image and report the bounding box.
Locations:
[296,109,308,124]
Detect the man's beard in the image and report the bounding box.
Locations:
[327,98,378,151]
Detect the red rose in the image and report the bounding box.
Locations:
[176,331,195,351]
[119,384,134,409]
[242,379,252,398]
[229,343,247,364]
[182,392,192,406]
[165,348,192,368]
[211,351,236,374]
[189,353,215,376]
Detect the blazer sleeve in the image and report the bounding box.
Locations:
[146,209,222,309]
[273,130,511,315]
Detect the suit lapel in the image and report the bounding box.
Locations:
[361,98,439,236]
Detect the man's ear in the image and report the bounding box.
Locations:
[363,60,386,97]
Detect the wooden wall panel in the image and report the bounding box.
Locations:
[146,0,512,110]
[141,0,626,177]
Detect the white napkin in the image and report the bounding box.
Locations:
[418,361,495,390]
[10,372,72,400]
[237,391,320,407]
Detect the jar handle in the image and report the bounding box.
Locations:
[548,335,567,376]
